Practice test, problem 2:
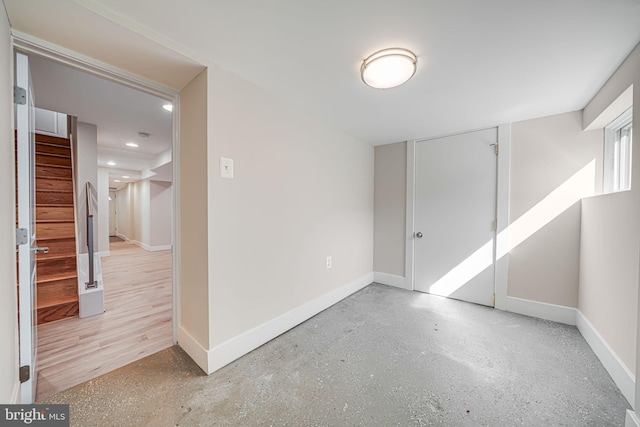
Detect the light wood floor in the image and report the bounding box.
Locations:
[35,239,173,401]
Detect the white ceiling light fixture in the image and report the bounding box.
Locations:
[126,142,139,147]
[162,104,173,112]
[361,48,417,89]
[122,175,130,179]
[107,161,116,166]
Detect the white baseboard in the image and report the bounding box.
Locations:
[98,251,111,257]
[177,326,209,374]
[373,272,407,290]
[205,272,373,375]
[576,310,635,407]
[11,381,20,403]
[116,233,130,242]
[132,240,172,252]
[506,296,576,325]
[148,244,172,251]
[627,410,640,427]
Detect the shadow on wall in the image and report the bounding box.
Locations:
[421,160,596,297]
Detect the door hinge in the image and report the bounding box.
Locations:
[19,365,30,383]
[16,228,28,246]
[494,144,499,155]
[14,86,26,105]
[492,219,497,231]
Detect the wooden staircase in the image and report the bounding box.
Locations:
[34,134,79,324]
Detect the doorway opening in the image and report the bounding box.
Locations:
[16,50,178,401]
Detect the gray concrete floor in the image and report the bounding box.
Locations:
[42,284,630,426]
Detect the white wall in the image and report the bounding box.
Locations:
[136,180,151,247]
[150,180,172,248]
[75,122,98,254]
[116,179,170,250]
[508,111,602,307]
[205,64,373,355]
[97,168,110,254]
[116,184,131,240]
[373,142,406,279]
[0,4,19,404]
[179,68,210,358]
[581,42,640,392]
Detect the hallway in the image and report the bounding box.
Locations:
[35,239,173,401]
[42,284,629,426]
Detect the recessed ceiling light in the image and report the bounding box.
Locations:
[122,175,129,179]
[114,179,121,183]
[361,48,417,89]
[126,142,139,147]
[107,161,116,166]
[162,104,173,112]
[138,132,150,138]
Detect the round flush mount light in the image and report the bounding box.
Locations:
[162,104,173,112]
[126,142,139,148]
[361,48,417,89]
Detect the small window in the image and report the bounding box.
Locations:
[604,107,633,193]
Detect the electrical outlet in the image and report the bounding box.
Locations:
[326,256,332,269]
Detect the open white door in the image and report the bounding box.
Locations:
[16,51,39,403]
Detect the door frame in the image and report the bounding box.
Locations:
[405,124,511,310]
[12,33,182,343]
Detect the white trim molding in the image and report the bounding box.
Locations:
[205,273,373,375]
[506,296,577,325]
[627,410,640,427]
[133,241,172,252]
[576,310,635,407]
[494,124,510,310]
[404,140,416,291]
[11,381,20,404]
[177,327,210,374]
[373,272,407,290]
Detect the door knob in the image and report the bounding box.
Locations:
[415,232,423,238]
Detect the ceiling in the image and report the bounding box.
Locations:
[5,0,640,146]
[28,54,173,189]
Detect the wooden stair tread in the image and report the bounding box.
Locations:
[35,163,71,169]
[37,272,78,284]
[35,134,70,146]
[36,189,74,193]
[38,296,78,309]
[35,152,71,159]
[37,220,75,224]
[38,204,75,208]
[38,254,76,261]
[37,235,76,240]
[37,176,72,181]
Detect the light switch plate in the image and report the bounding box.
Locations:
[220,157,234,179]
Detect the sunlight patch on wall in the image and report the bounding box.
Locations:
[498,159,596,258]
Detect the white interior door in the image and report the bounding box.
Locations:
[414,128,497,306]
[16,52,38,403]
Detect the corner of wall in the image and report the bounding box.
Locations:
[177,326,209,374]
[205,273,372,375]
[627,410,640,427]
[373,272,408,290]
[577,310,635,407]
